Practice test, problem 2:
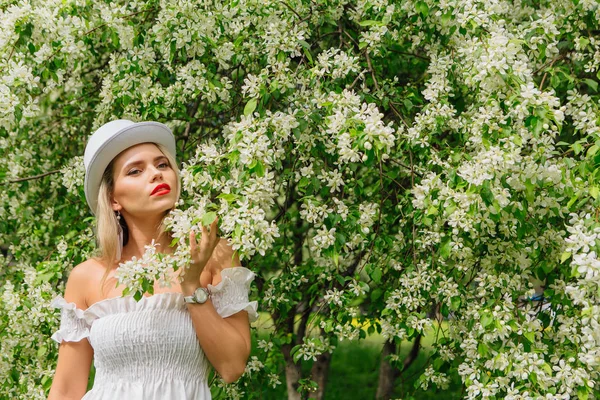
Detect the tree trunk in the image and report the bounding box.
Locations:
[376,340,400,399]
[402,335,421,372]
[376,336,422,399]
[279,220,306,400]
[282,343,303,400]
[308,349,332,400]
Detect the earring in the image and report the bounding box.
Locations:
[116,210,123,262]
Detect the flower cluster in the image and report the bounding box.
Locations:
[114,239,178,299]
[294,336,335,362]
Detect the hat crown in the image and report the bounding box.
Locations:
[84,120,135,169]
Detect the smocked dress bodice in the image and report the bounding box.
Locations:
[50,267,259,400]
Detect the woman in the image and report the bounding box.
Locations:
[48,119,258,400]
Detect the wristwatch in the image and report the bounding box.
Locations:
[184,287,210,304]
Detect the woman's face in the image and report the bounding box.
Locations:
[110,142,178,217]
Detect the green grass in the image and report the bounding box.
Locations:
[250,313,463,399]
[324,339,385,399]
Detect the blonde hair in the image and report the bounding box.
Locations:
[90,142,182,293]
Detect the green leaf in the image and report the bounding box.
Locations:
[587,144,599,158]
[523,180,535,204]
[529,371,538,385]
[439,238,451,259]
[216,193,238,203]
[567,193,579,209]
[480,180,494,205]
[35,271,55,284]
[299,40,313,64]
[415,1,429,16]
[201,211,217,227]
[244,98,257,116]
[524,331,535,343]
[551,73,561,88]
[14,104,23,123]
[451,296,461,310]
[477,342,489,357]
[441,11,452,24]
[291,344,302,363]
[141,279,150,293]
[584,78,598,92]
[444,200,457,215]
[577,386,589,400]
[359,20,383,27]
[370,288,383,301]
[559,251,571,264]
[579,37,590,48]
[481,313,493,328]
[111,30,120,47]
[298,176,310,189]
[37,345,47,358]
[542,362,553,375]
[251,160,265,177]
[290,344,300,355]
[372,267,382,284]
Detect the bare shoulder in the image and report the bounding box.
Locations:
[69,258,106,282]
[64,259,106,308]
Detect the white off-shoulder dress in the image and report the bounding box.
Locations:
[50,266,258,400]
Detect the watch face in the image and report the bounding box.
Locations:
[194,287,208,302]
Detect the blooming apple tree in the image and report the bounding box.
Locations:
[1,0,600,399]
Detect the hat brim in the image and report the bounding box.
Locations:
[84,122,176,216]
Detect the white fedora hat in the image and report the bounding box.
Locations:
[83,119,176,216]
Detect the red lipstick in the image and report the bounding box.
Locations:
[151,183,171,196]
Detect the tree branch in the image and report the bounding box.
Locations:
[2,169,63,185]
[365,50,380,91]
[280,1,302,20]
[388,48,429,61]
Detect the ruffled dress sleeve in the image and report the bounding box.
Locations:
[207,266,259,323]
[50,296,91,343]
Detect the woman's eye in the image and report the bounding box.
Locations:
[127,163,168,175]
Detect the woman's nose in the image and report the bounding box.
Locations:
[150,166,163,179]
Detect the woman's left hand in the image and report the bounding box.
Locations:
[182,217,220,288]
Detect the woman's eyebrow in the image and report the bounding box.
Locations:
[123,155,168,170]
